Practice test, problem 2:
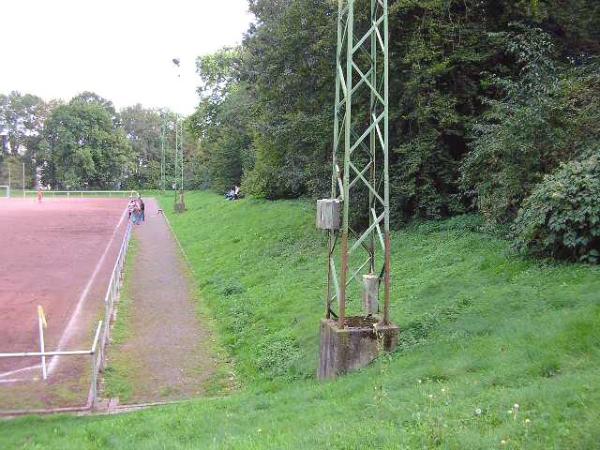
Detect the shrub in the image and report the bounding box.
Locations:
[512,154,600,263]
[462,26,600,224]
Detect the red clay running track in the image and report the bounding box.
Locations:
[0,198,128,382]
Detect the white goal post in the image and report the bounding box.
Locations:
[0,185,9,198]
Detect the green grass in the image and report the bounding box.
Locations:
[101,237,139,402]
[1,191,599,449]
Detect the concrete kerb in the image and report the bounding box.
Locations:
[0,399,185,420]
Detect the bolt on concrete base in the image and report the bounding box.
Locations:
[318,316,399,380]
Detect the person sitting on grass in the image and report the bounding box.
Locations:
[225,185,241,201]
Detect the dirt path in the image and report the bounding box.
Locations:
[106,199,219,404]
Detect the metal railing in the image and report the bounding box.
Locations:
[0,218,133,414]
[22,190,139,198]
[98,220,133,370]
[0,322,103,413]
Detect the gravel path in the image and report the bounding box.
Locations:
[110,198,219,403]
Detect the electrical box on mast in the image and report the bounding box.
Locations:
[316,199,341,230]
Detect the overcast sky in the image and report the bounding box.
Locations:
[0,0,253,114]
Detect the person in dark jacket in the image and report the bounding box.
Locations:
[138,196,145,222]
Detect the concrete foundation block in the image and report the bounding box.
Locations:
[174,201,186,213]
[318,316,399,380]
[174,191,186,213]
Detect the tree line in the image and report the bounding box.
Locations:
[190,0,599,263]
[0,91,203,191]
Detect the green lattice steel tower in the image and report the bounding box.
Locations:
[160,112,167,192]
[322,0,390,327]
[174,114,184,190]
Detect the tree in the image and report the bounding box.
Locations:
[42,94,133,189]
[0,91,50,156]
[71,91,120,125]
[462,27,600,223]
[120,105,163,188]
[240,0,336,198]
[189,47,255,193]
[190,0,599,239]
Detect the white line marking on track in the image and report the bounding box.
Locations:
[0,364,41,379]
[0,378,30,384]
[46,207,128,376]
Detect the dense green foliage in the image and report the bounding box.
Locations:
[189,48,254,193]
[2,192,599,448]
[42,94,133,189]
[0,91,54,186]
[119,105,164,188]
[239,0,335,199]
[463,28,600,223]
[512,154,600,263]
[0,91,49,158]
[0,92,204,190]
[2,0,598,262]
[190,0,599,262]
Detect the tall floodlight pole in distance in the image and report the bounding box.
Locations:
[172,58,186,212]
[172,58,184,192]
[160,110,167,192]
[179,116,184,191]
[316,0,398,380]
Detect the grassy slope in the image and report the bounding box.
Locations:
[1,192,599,449]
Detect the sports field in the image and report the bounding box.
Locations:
[0,198,128,390]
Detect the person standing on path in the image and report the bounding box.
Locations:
[138,196,145,222]
[128,197,136,220]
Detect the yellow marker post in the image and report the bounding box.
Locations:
[37,305,47,380]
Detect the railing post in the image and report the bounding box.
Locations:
[90,320,103,410]
[98,337,103,371]
[91,351,97,409]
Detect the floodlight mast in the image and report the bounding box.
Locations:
[326,0,390,327]
[172,58,184,193]
[160,111,167,192]
[170,58,187,212]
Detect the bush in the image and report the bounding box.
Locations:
[462,27,600,224]
[512,154,600,263]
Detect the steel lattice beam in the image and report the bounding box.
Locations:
[326,0,390,327]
